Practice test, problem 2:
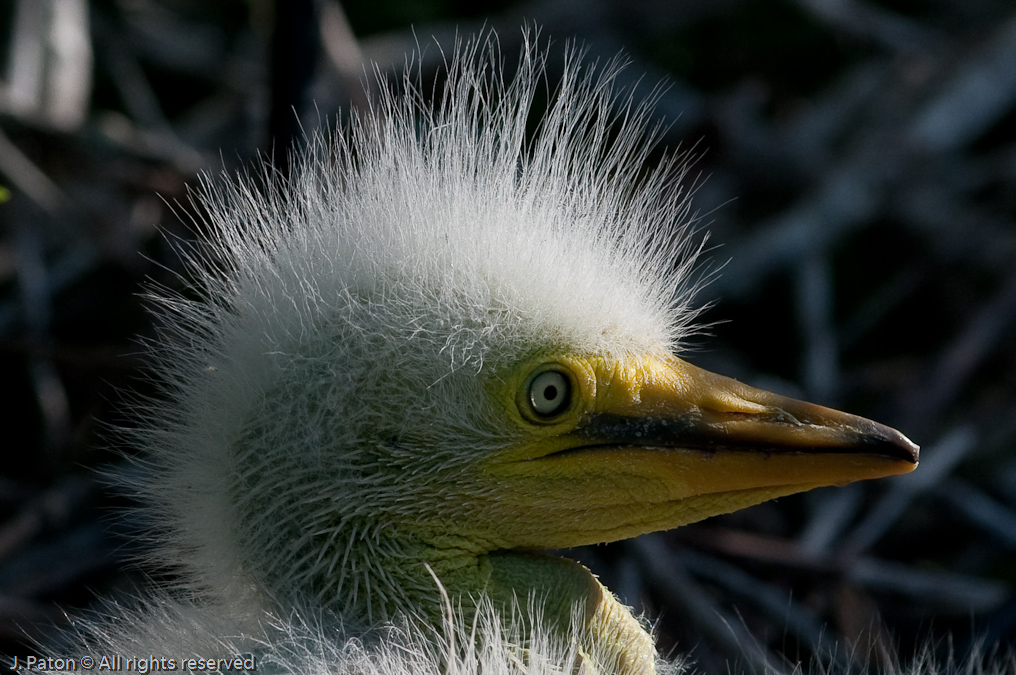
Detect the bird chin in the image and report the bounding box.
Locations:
[480,443,916,548]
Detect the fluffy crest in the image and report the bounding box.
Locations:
[191,30,704,367]
[128,28,704,628]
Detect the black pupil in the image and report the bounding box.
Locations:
[543,385,558,401]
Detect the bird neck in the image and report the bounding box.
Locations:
[475,551,657,675]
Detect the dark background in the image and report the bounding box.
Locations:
[1,1,1015,673]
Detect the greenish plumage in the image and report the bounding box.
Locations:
[50,29,917,675]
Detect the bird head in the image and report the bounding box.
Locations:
[142,32,917,672]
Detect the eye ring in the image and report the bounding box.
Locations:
[524,368,574,421]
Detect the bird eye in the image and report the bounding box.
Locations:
[528,370,572,419]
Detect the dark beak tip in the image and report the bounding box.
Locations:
[856,418,919,464]
[886,429,920,464]
[906,439,921,464]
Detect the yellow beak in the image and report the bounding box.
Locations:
[582,354,917,473]
[487,354,918,548]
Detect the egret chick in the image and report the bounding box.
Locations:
[57,31,917,675]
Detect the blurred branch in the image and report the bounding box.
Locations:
[843,427,976,553]
[938,478,1016,551]
[0,129,65,214]
[792,0,934,52]
[1,0,92,130]
[13,215,71,462]
[632,535,791,675]
[319,0,372,112]
[909,13,1016,153]
[907,270,1016,428]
